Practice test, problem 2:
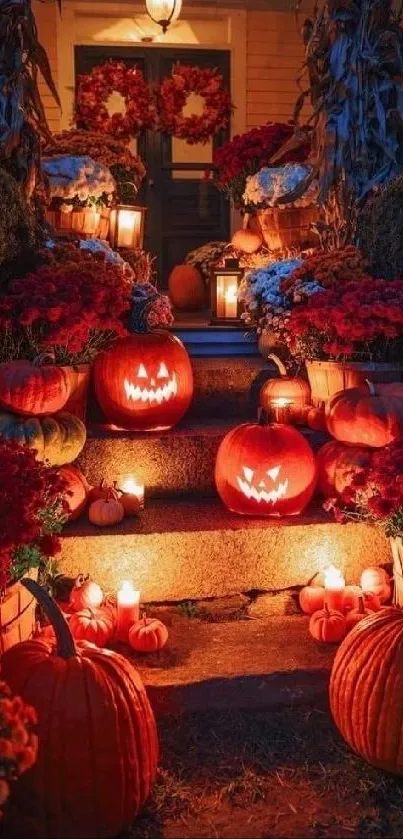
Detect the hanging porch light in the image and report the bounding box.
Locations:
[145,0,182,33]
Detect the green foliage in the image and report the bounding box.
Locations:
[386,507,403,540]
[359,175,403,279]
[176,600,201,618]
[0,169,39,285]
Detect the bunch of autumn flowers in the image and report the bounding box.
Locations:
[0,242,133,365]
[212,122,310,207]
[0,680,38,813]
[288,277,403,362]
[0,440,66,590]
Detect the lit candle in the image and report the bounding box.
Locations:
[119,477,145,509]
[270,398,293,423]
[117,581,140,641]
[342,585,362,613]
[224,285,238,318]
[117,209,139,248]
[324,565,345,612]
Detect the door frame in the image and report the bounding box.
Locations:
[56,1,247,233]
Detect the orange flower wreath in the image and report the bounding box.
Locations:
[157,63,233,145]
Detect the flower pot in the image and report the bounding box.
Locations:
[255,206,319,254]
[0,568,38,655]
[306,360,403,407]
[390,536,403,606]
[60,364,91,422]
[45,207,110,239]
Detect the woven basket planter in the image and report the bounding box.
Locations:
[255,206,319,253]
[306,360,403,407]
[61,363,91,422]
[45,206,110,239]
[0,569,38,655]
[390,537,403,606]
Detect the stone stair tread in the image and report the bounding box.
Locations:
[86,416,238,440]
[123,615,334,715]
[64,498,331,538]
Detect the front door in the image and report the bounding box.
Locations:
[74,46,231,286]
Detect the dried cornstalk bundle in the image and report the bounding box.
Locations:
[0,0,60,197]
[280,0,403,233]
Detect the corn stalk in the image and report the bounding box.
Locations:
[0,0,60,197]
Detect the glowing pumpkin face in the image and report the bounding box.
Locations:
[215,420,317,516]
[94,332,194,431]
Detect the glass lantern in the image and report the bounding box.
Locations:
[108,205,147,251]
[210,259,244,326]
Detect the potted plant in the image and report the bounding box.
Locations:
[324,440,403,606]
[0,679,38,815]
[0,242,134,420]
[42,155,116,238]
[287,277,403,404]
[0,440,66,652]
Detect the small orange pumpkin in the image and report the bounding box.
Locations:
[168,264,206,311]
[231,219,262,255]
[359,591,382,612]
[326,380,403,448]
[342,585,363,613]
[299,585,325,615]
[128,612,168,653]
[345,595,373,632]
[0,357,71,416]
[69,575,104,612]
[58,464,90,520]
[87,479,120,505]
[88,497,124,527]
[69,608,115,647]
[306,407,327,431]
[360,567,391,603]
[316,441,373,498]
[120,493,142,517]
[260,355,311,424]
[309,605,347,643]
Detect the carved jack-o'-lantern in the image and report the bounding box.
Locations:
[93,332,194,430]
[215,413,317,516]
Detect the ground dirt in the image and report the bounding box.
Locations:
[121,704,403,839]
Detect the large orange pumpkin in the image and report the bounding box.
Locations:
[0,359,71,416]
[330,608,403,775]
[94,332,194,431]
[231,224,262,255]
[57,464,90,520]
[215,413,317,516]
[168,264,206,311]
[316,440,373,497]
[326,381,403,447]
[1,580,158,838]
[260,354,311,423]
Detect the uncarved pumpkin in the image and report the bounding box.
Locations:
[168,264,206,311]
[326,381,403,447]
[69,607,115,647]
[94,332,194,431]
[299,585,325,615]
[57,464,89,520]
[260,354,311,423]
[360,566,391,603]
[88,497,124,527]
[231,225,262,255]
[330,608,403,775]
[215,413,317,516]
[0,359,71,416]
[309,605,346,643]
[316,441,373,497]
[69,576,104,612]
[0,411,86,465]
[345,596,373,632]
[128,612,169,653]
[306,407,327,431]
[1,579,158,838]
[87,479,120,505]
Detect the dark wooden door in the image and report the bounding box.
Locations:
[74,46,230,286]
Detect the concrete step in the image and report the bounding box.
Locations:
[78,422,328,498]
[173,326,260,357]
[125,615,334,717]
[59,498,391,603]
[87,355,271,425]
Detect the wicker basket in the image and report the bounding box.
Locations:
[255,206,319,253]
[61,363,91,422]
[0,569,38,655]
[45,206,110,239]
[390,537,403,606]
[306,360,403,407]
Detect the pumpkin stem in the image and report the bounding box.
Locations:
[143,611,147,626]
[357,595,365,614]
[365,379,376,396]
[257,407,269,426]
[323,603,330,616]
[21,579,77,660]
[268,353,287,377]
[242,213,250,231]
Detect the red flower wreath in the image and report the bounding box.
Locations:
[75,59,154,139]
[157,63,233,145]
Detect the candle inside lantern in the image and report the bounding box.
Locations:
[120,477,145,508]
[117,581,140,641]
[224,285,238,318]
[270,397,293,423]
[116,209,141,248]
[324,564,345,612]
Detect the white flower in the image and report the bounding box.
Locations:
[42,155,116,202]
[243,163,317,209]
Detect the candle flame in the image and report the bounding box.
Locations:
[224,285,237,303]
[120,478,144,499]
[118,580,140,606]
[324,564,345,589]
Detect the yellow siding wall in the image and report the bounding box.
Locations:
[246,9,307,129]
[33,0,60,132]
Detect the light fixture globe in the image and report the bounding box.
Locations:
[145,0,182,33]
